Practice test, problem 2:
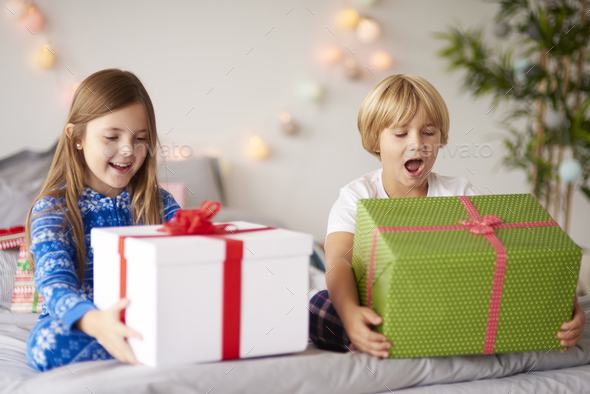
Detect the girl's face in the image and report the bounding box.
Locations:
[377,105,441,198]
[73,103,149,197]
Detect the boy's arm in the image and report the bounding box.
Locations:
[325,231,391,358]
[558,297,585,352]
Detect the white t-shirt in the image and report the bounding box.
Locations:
[326,169,482,238]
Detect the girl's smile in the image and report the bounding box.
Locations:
[70,102,148,197]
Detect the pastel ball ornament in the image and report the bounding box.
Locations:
[247,135,270,160]
[320,45,343,65]
[493,22,510,37]
[544,109,564,129]
[63,83,79,107]
[513,57,530,82]
[298,81,323,103]
[558,159,582,183]
[280,113,298,136]
[356,18,381,43]
[336,8,360,29]
[343,58,361,80]
[21,7,44,33]
[33,46,55,69]
[369,50,393,72]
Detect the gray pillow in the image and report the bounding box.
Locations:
[0,145,226,223]
[0,143,57,228]
[0,249,18,309]
[157,157,225,208]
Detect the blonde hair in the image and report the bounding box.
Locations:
[25,69,165,283]
[358,74,450,159]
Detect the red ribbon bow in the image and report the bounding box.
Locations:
[158,201,231,235]
[457,215,503,235]
[0,225,25,237]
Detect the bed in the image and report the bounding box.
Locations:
[1,292,590,394]
[3,146,590,393]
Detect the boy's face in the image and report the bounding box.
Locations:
[75,103,149,197]
[377,105,441,195]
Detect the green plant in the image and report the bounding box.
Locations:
[433,0,589,233]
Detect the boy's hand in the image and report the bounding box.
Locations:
[77,298,143,365]
[342,304,391,358]
[558,297,586,353]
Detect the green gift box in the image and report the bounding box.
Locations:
[352,194,582,358]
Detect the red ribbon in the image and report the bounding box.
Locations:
[366,196,558,354]
[117,201,273,360]
[158,201,233,235]
[0,225,25,237]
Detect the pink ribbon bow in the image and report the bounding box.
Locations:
[457,214,503,235]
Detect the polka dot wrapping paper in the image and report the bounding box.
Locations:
[352,194,583,358]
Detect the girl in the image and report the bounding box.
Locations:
[25,69,181,371]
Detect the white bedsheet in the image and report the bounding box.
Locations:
[2,297,590,394]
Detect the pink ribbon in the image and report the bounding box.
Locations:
[366,196,558,354]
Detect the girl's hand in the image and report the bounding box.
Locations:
[77,298,143,365]
[558,297,586,353]
[341,304,391,358]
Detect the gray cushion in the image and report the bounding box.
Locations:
[0,250,18,309]
[0,143,57,229]
[157,157,225,207]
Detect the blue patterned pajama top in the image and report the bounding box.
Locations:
[26,186,180,371]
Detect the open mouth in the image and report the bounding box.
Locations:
[404,158,424,177]
[109,162,132,173]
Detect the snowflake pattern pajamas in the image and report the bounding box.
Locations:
[26,186,180,371]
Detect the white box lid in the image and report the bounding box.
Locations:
[91,221,313,265]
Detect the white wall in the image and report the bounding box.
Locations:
[1,0,588,248]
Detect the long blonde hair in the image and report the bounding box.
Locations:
[25,69,165,283]
[358,74,450,159]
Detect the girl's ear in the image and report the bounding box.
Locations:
[65,123,83,150]
[65,123,75,138]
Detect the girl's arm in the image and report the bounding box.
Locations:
[30,197,96,329]
[325,231,391,358]
[76,298,142,364]
[161,188,181,222]
[32,197,143,365]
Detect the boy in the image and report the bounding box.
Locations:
[309,74,585,358]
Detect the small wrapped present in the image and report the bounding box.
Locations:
[0,225,25,250]
[352,194,582,358]
[92,201,313,367]
[11,241,43,313]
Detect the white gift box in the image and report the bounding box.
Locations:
[91,222,313,367]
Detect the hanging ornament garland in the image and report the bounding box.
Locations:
[5,0,79,108]
[318,2,393,81]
